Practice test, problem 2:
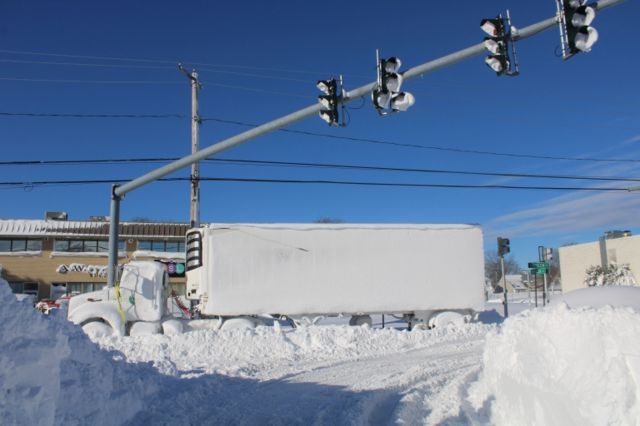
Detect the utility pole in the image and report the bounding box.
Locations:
[179,64,202,229]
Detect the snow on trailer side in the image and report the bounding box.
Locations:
[187,224,485,317]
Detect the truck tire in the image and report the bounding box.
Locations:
[349,315,372,327]
[81,320,113,338]
[68,301,126,336]
[427,311,469,329]
[220,317,258,331]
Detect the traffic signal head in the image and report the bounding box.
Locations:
[485,55,509,74]
[382,57,402,73]
[372,51,415,115]
[390,92,415,112]
[497,237,510,256]
[317,80,336,96]
[317,78,340,126]
[480,14,517,76]
[480,18,504,37]
[558,0,599,59]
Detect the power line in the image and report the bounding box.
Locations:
[0,176,632,192]
[0,58,313,83]
[0,77,309,97]
[2,110,639,163]
[209,158,640,183]
[2,156,640,183]
[0,112,186,119]
[0,48,358,77]
[0,77,182,85]
[202,117,640,164]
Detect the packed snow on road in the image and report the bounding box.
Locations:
[1,280,640,425]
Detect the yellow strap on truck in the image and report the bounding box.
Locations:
[114,283,126,324]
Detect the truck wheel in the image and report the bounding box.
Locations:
[349,315,372,327]
[81,320,113,338]
[427,311,469,329]
[220,317,258,331]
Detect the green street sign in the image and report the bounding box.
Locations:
[529,265,548,276]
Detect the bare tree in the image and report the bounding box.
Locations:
[314,218,344,224]
[485,250,521,291]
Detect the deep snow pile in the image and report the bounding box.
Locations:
[5,276,640,425]
[97,321,491,380]
[0,279,151,426]
[468,301,640,425]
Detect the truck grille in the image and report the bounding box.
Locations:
[185,231,203,271]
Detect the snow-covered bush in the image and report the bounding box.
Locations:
[584,263,637,287]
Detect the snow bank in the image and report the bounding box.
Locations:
[0,279,149,426]
[97,322,491,379]
[552,285,640,310]
[468,302,640,425]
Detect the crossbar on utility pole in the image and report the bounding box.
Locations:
[106,0,626,287]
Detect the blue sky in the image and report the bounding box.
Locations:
[1,0,639,267]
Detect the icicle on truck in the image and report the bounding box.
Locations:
[68,224,486,335]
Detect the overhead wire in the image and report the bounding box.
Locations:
[0,112,186,119]
[200,117,640,164]
[0,78,309,97]
[1,110,640,163]
[0,58,314,83]
[0,48,363,78]
[1,156,640,183]
[0,176,633,192]
[0,77,182,85]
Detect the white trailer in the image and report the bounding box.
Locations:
[185,223,485,328]
[68,223,485,335]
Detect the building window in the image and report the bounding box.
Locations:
[66,282,106,295]
[138,240,184,252]
[0,239,43,252]
[54,239,124,252]
[8,282,39,294]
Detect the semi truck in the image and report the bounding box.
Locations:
[68,223,486,336]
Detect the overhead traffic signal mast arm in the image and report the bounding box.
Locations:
[106,0,626,287]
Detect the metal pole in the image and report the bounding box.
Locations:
[538,245,547,307]
[535,274,538,307]
[501,256,508,318]
[190,71,201,228]
[105,0,627,275]
[543,270,548,307]
[107,185,121,288]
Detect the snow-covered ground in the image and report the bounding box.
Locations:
[2,281,640,425]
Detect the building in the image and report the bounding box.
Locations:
[559,230,640,293]
[0,215,190,300]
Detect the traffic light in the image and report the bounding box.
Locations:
[497,237,510,257]
[317,78,340,126]
[557,0,599,59]
[480,12,519,76]
[544,248,554,261]
[372,51,415,115]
